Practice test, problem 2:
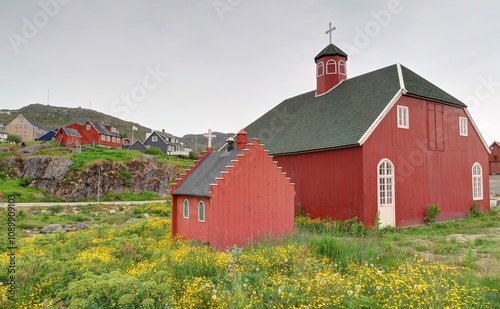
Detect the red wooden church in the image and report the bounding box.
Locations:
[170,130,295,249]
[245,36,490,227]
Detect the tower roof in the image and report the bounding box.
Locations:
[314,43,348,61]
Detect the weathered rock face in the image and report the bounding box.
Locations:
[8,156,73,180]
[4,156,182,200]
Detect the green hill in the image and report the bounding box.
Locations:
[0,103,151,140]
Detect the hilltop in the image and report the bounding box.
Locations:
[0,103,151,140]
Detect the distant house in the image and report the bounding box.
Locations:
[55,127,82,147]
[78,121,122,147]
[38,129,58,142]
[143,129,192,156]
[489,142,500,174]
[122,137,132,149]
[0,131,8,143]
[4,114,47,142]
[171,130,296,249]
[129,140,147,153]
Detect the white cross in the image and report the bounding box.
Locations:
[204,129,216,148]
[325,22,336,44]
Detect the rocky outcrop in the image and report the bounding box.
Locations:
[4,155,182,200]
[8,156,73,180]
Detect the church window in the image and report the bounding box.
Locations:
[472,163,483,200]
[317,62,324,77]
[339,60,346,75]
[459,117,468,136]
[198,201,205,222]
[183,199,189,218]
[397,106,409,129]
[326,60,337,74]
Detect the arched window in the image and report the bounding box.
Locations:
[472,163,483,200]
[317,62,324,77]
[338,60,346,75]
[378,159,394,206]
[198,201,205,222]
[183,199,189,219]
[326,60,337,74]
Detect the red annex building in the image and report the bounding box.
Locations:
[245,41,490,228]
[171,130,296,249]
[488,142,500,174]
[54,126,82,147]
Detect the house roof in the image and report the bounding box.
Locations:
[90,122,121,138]
[129,140,147,152]
[173,149,240,197]
[244,63,467,155]
[23,115,47,131]
[61,127,81,137]
[150,130,191,148]
[314,43,348,61]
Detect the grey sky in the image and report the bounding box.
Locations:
[1,0,499,144]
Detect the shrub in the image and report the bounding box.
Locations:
[7,134,22,143]
[467,203,482,218]
[49,205,63,214]
[145,147,163,156]
[18,176,33,187]
[424,204,440,224]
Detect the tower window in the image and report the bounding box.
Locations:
[339,60,346,75]
[316,62,324,77]
[326,60,337,74]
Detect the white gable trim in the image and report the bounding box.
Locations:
[463,109,491,154]
[358,89,404,146]
[397,63,407,94]
[314,79,345,98]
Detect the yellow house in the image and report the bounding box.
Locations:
[5,114,47,142]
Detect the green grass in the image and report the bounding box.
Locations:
[0,179,62,202]
[70,146,143,171]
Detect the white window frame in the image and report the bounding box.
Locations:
[397,105,409,129]
[198,201,205,222]
[86,124,91,130]
[459,117,468,136]
[338,60,346,75]
[472,163,483,200]
[101,134,105,141]
[106,136,110,142]
[112,136,116,143]
[117,138,121,143]
[183,199,189,219]
[377,159,394,206]
[326,59,337,74]
[316,62,324,77]
[152,136,158,142]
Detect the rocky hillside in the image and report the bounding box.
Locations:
[0,103,151,140]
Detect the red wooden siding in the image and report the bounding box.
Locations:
[78,121,122,147]
[363,95,490,227]
[275,147,364,221]
[172,139,295,249]
[55,129,82,147]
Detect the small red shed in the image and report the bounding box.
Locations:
[55,127,82,147]
[245,40,490,228]
[488,142,500,174]
[170,130,296,249]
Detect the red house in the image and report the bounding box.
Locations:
[245,41,490,228]
[54,126,82,147]
[78,121,122,147]
[170,130,296,249]
[488,142,500,174]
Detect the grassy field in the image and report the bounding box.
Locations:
[0,202,498,308]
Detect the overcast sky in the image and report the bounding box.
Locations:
[1,0,499,143]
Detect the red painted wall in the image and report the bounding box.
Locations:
[363,95,490,227]
[173,139,295,249]
[275,147,364,221]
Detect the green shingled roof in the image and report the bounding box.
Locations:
[245,64,465,155]
[314,43,348,61]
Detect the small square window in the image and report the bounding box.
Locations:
[459,117,468,136]
[152,136,158,142]
[86,124,91,130]
[397,106,409,129]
